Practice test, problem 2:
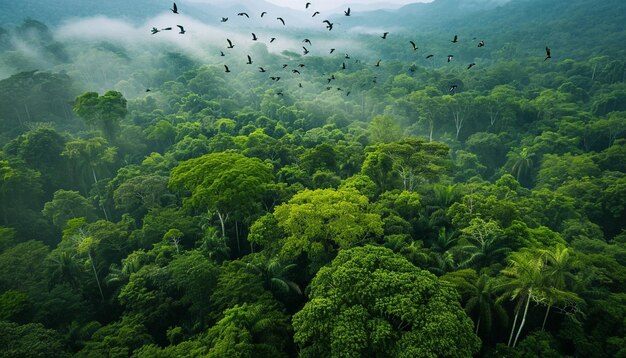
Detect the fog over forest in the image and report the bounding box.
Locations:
[0,0,625,357]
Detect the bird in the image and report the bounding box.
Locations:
[306,2,312,9]
[449,84,458,93]
[375,59,381,67]
[259,67,266,72]
[336,87,343,91]
[312,11,320,17]
[292,69,301,74]
[341,62,346,70]
[177,25,185,34]
[330,48,336,54]
[161,27,172,31]
[344,7,351,16]
[277,17,285,25]
[298,64,305,67]
[226,39,234,48]
[145,88,151,92]
[303,39,312,45]
[220,51,225,56]
[221,17,228,22]
[467,63,476,69]
[451,35,458,43]
[299,83,303,88]
[246,55,252,64]
[323,20,333,30]
[410,41,418,51]
[270,37,276,43]
[381,32,389,39]
[151,27,160,34]
[425,54,434,59]
[251,33,258,41]
[238,12,249,18]
[447,54,454,62]
[478,40,485,47]
[224,65,231,73]
[326,86,332,90]
[345,53,350,59]
[346,91,351,96]
[303,46,310,55]
[261,11,267,17]
[270,76,280,81]
[282,64,288,68]
[544,46,551,61]
[171,2,178,14]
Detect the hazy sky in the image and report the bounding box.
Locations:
[263,0,432,11]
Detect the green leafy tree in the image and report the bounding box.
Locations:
[42,190,95,229]
[0,321,69,358]
[73,90,128,141]
[292,245,480,357]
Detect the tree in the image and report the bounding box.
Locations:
[368,115,402,143]
[73,90,127,141]
[0,321,69,358]
[292,245,480,357]
[42,190,95,229]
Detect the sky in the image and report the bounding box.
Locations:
[263,0,432,11]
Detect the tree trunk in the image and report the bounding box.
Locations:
[541,304,551,331]
[91,166,109,221]
[475,316,481,335]
[513,289,533,348]
[508,304,520,347]
[216,210,228,241]
[88,250,105,302]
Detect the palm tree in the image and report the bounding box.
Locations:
[466,274,508,336]
[247,256,302,296]
[46,251,84,289]
[510,147,534,183]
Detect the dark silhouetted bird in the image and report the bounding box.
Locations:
[451,35,458,43]
[298,63,305,67]
[449,84,458,93]
[326,86,332,90]
[303,39,312,45]
[261,12,267,17]
[220,51,225,56]
[145,88,151,92]
[238,12,249,18]
[227,39,234,48]
[177,25,185,34]
[545,46,551,61]
[341,62,346,70]
[303,46,309,55]
[447,54,454,62]
[345,53,350,59]
[171,2,178,14]
[410,41,417,51]
[346,91,351,96]
[381,32,389,39]
[270,76,280,81]
[270,37,276,43]
[375,59,381,67]
[299,83,303,88]
[259,67,266,72]
[336,87,343,91]
[312,11,320,17]
[221,17,228,22]
[292,69,300,74]
[323,20,333,30]
[426,54,434,59]
[344,7,351,16]
[306,2,311,9]
[246,55,252,64]
[251,33,258,41]
[478,40,485,47]
[161,27,172,31]
[282,64,288,68]
[151,27,159,34]
[330,48,336,53]
[224,65,230,73]
[277,17,285,25]
[467,63,476,69]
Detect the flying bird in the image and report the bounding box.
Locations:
[270,76,281,81]
[282,64,288,68]
[425,54,434,59]
[303,46,310,55]
[292,69,301,74]
[345,53,350,59]
[410,41,418,51]
[449,84,458,93]
[226,39,234,48]
[451,35,458,43]
[341,62,346,70]
[344,7,351,16]
[447,54,454,62]
[277,17,285,25]
[224,65,230,73]
[261,12,267,17]
[177,25,185,34]
[258,67,266,72]
[381,32,389,39]
[151,27,160,34]
[478,40,485,47]
[330,48,336,54]
[221,17,228,22]
[270,37,276,43]
[220,51,225,56]
[303,39,312,45]
[246,55,252,64]
[145,88,151,92]
[299,83,303,88]
[161,27,172,31]
[323,20,333,30]
[312,11,320,17]
[375,59,381,67]
[298,63,305,67]
[238,12,249,18]
[171,2,178,14]
[306,2,312,9]
[346,91,351,96]
[251,33,258,41]
[544,46,551,61]
[467,63,476,69]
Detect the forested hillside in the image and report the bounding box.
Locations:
[0,0,625,356]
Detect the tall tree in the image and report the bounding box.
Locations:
[73,90,127,141]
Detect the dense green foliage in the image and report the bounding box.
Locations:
[0,0,625,356]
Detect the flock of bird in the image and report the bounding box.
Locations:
[150,2,552,96]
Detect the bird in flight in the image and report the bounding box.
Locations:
[426,54,434,59]
[447,54,454,62]
[292,69,301,74]
[303,46,310,55]
[478,40,485,47]
[451,35,458,43]
[312,11,320,17]
[226,39,234,48]
[410,41,418,51]
[381,32,389,39]
[221,17,228,22]
[270,37,276,43]
[151,27,160,34]
[277,17,285,25]
[282,64,288,68]
[177,25,185,34]
[342,62,346,70]
[544,46,551,61]
[270,76,281,81]
[171,2,178,14]
[303,39,312,46]
[246,55,253,64]
[161,27,172,31]
[238,12,249,18]
[220,51,225,56]
[323,20,333,30]
[145,88,151,92]
[306,2,312,8]
[467,63,476,69]
[252,33,258,41]
[298,64,305,67]
[344,7,351,16]
[259,67,266,72]
[449,84,458,93]
[330,48,336,54]
[224,65,231,73]
[345,53,350,59]
[261,12,267,17]
[375,59,381,67]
